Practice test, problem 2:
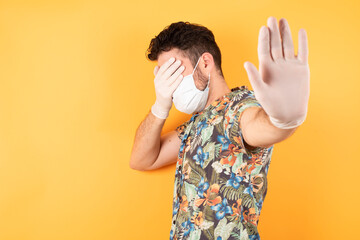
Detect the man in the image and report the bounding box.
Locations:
[130,16,310,240]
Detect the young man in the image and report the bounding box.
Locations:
[130,16,310,240]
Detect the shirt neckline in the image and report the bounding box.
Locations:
[192,86,248,116]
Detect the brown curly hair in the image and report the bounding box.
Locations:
[146,21,224,77]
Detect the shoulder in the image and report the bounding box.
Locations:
[225,85,259,112]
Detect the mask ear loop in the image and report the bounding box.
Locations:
[192,57,201,74]
[193,56,210,91]
[206,72,210,89]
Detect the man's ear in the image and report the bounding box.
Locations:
[202,52,214,72]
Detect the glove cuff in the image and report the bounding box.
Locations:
[269,115,307,129]
[151,102,169,119]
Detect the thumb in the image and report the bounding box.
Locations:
[153,65,159,77]
[244,61,263,92]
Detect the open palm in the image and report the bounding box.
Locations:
[244,17,310,126]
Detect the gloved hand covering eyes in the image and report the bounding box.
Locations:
[151,57,185,119]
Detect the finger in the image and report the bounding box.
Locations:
[298,28,308,63]
[167,65,185,85]
[162,59,182,80]
[157,57,176,76]
[258,26,272,62]
[169,74,184,93]
[244,61,264,94]
[153,65,159,77]
[279,18,296,60]
[267,16,283,61]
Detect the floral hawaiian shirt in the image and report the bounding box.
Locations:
[169,85,274,240]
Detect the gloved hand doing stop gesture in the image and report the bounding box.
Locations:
[244,17,310,129]
[151,57,185,119]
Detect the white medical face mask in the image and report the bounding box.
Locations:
[172,57,210,114]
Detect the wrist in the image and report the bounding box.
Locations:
[151,101,170,119]
[268,114,307,129]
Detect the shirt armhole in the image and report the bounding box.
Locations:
[234,89,266,155]
[238,106,265,155]
[175,121,188,141]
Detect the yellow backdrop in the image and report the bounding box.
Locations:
[0,0,359,239]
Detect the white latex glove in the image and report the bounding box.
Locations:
[151,57,185,119]
[244,17,310,129]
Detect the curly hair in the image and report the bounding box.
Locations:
[146,21,224,77]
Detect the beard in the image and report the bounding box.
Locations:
[193,68,210,91]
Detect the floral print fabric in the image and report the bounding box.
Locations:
[169,85,274,240]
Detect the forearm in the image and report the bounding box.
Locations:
[246,107,298,148]
[129,110,165,170]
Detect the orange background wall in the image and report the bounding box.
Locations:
[0,0,359,239]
